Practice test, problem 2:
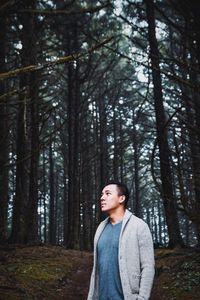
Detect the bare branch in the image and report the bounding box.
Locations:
[0,37,114,80]
[13,2,112,15]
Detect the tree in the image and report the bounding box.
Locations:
[0,12,9,244]
[10,0,39,243]
[144,0,184,247]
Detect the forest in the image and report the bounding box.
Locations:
[0,0,200,253]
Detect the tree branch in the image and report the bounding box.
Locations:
[0,37,114,80]
[13,2,112,15]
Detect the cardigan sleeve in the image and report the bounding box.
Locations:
[137,222,155,300]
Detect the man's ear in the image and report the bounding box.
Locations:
[119,195,125,203]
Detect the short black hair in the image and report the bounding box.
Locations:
[103,181,129,208]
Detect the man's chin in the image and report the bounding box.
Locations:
[101,207,108,212]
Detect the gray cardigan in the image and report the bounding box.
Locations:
[87,210,155,300]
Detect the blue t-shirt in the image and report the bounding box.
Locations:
[97,220,124,300]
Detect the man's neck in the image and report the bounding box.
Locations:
[109,208,126,224]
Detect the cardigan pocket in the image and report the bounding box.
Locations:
[129,273,141,293]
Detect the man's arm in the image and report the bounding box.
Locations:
[137,223,155,300]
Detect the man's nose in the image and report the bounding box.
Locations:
[100,194,104,201]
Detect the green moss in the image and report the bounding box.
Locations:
[0,246,77,299]
[170,261,200,293]
[156,252,200,300]
[16,261,71,282]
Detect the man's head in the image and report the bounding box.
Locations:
[100,182,129,213]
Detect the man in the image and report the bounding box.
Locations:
[87,182,155,300]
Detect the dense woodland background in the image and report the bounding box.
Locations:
[0,0,200,251]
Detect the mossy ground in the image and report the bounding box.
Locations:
[151,248,200,300]
[0,245,92,300]
[0,245,199,300]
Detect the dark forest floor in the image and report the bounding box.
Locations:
[0,245,200,300]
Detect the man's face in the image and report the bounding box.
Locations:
[100,184,125,213]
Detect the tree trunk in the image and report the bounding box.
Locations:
[98,93,109,185]
[66,65,80,249]
[49,137,56,245]
[24,71,39,243]
[66,21,81,249]
[10,78,29,243]
[144,0,184,248]
[132,110,141,217]
[0,14,9,244]
[113,102,119,181]
[179,25,200,241]
[10,0,38,244]
[42,148,47,243]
